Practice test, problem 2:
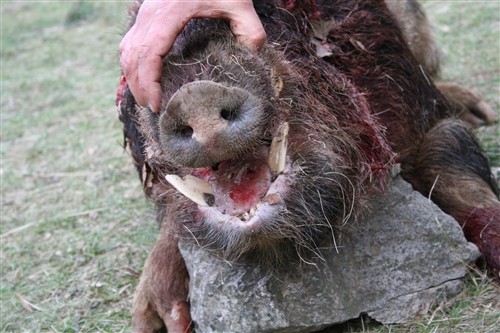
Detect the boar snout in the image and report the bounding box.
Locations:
[159,80,268,167]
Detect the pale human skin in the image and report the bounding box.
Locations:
[119,0,267,112]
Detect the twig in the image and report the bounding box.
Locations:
[16,293,44,313]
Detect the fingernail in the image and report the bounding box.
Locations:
[148,102,158,113]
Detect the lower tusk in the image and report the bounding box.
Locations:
[165,174,214,207]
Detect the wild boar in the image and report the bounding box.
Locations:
[116,1,499,331]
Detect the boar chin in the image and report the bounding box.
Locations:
[164,121,350,265]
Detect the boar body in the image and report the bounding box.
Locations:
[117,1,500,332]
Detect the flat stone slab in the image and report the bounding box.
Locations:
[179,176,480,333]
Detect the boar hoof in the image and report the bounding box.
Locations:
[132,300,191,333]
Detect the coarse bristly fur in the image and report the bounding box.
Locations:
[116,1,500,332]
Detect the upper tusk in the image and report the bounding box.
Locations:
[268,122,289,175]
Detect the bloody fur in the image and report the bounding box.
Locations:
[117,1,500,332]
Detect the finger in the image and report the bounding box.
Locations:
[191,1,266,51]
[137,47,163,112]
[136,7,192,112]
[228,7,267,50]
[120,2,169,109]
[120,26,146,106]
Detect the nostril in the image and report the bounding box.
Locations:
[177,125,194,138]
[220,107,239,121]
[211,162,220,171]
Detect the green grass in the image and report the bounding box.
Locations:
[1,1,156,331]
[422,0,500,167]
[1,1,498,332]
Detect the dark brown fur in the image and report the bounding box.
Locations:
[116,1,500,331]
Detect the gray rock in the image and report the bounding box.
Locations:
[179,176,480,333]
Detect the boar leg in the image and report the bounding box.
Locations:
[435,82,497,126]
[402,119,500,278]
[132,222,191,333]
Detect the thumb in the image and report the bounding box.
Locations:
[228,8,267,50]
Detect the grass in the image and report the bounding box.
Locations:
[0,1,498,332]
[1,1,155,331]
[421,0,500,167]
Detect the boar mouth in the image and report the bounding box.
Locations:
[165,123,290,228]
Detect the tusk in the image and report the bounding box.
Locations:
[165,174,214,206]
[249,207,256,217]
[268,122,289,174]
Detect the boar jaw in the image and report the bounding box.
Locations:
[198,165,290,230]
[165,124,291,227]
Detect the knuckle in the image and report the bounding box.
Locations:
[137,44,152,60]
[253,30,267,44]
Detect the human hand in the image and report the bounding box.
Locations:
[119,0,266,112]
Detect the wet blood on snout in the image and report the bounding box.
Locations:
[212,158,272,215]
[192,167,212,179]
